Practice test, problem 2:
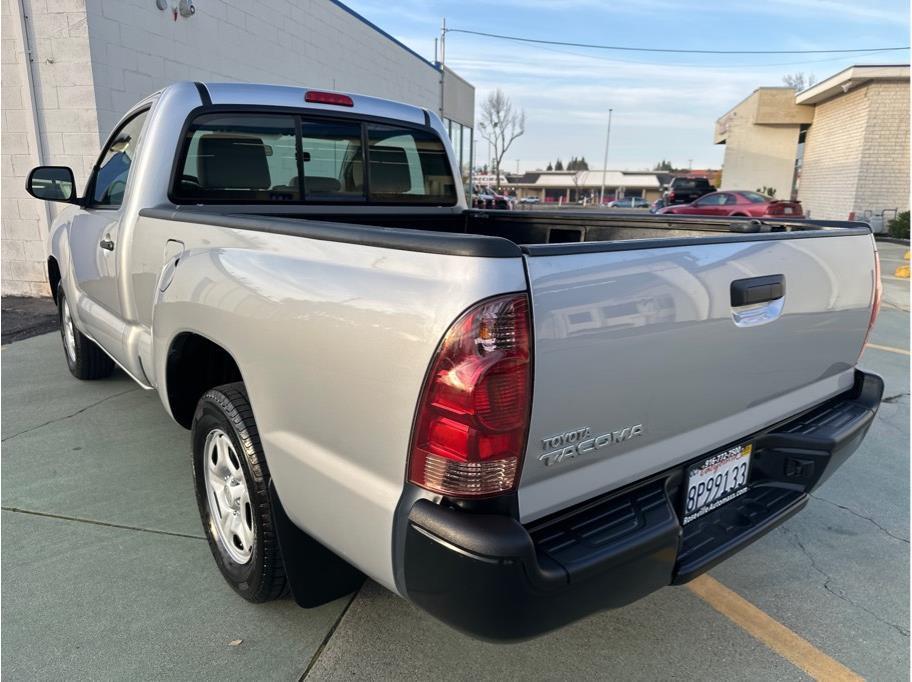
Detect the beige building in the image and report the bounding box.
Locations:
[511,170,663,204]
[715,65,909,222]
[714,87,814,198]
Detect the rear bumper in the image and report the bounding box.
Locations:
[401,369,883,641]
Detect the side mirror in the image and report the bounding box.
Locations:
[26,166,78,203]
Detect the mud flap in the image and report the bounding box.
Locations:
[268,481,365,607]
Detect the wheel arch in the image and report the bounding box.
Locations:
[165,331,245,429]
[48,257,62,304]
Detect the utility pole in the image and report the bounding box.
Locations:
[438,18,446,118]
[599,108,613,205]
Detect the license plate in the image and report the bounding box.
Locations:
[784,207,794,214]
[683,443,752,524]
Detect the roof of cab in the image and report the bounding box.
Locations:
[197,82,427,126]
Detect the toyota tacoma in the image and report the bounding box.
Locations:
[29,82,884,640]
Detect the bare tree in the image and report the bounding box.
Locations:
[477,89,525,191]
[783,72,817,91]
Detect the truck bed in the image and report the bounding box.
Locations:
[144,206,871,253]
[139,206,875,522]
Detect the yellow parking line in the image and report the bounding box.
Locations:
[866,342,911,356]
[688,575,864,682]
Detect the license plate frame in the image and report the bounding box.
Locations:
[682,443,752,524]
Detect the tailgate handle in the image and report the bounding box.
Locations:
[731,274,785,307]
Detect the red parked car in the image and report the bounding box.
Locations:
[658,191,803,218]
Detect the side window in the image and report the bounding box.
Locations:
[91,110,149,207]
[174,114,299,201]
[299,119,364,200]
[367,124,456,204]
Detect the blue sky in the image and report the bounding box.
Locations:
[344,0,909,172]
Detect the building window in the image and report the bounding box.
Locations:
[461,126,472,195]
[792,123,810,200]
[442,117,474,200]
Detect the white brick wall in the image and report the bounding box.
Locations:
[86,0,444,139]
[855,82,910,218]
[799,81,910,221]
[2,0,462,297]
[2,0,101,296]
[798,87,869,220]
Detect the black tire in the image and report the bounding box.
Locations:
[57,286,115,380]
[191,382,287,602]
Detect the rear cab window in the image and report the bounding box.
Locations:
[172,112,456,206]
[176,114,299,201]
[367,124,456,204]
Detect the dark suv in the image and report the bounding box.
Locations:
[664,177,715,205]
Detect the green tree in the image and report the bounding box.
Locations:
[546,162,553,171]
[554,158,564,171]
[888,211,910,239]
[654,159,674,172]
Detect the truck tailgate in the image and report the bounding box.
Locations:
[518,232,876,522]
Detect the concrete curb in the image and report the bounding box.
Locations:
[875,236,911,245]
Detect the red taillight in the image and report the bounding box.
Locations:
[859,250,883,361]
[408,293,532,498]
[304,90,354,107]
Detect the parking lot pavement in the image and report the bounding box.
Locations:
[2,261,908,680]
[877,240,910,313]
[2,334,349,680]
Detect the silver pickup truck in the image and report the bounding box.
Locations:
[28,82,884,640]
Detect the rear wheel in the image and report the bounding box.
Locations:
[191,383,286,602]
[57,287,114,380]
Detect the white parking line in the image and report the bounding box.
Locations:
[866,343,910,356]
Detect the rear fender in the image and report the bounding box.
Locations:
[151,239,527,590]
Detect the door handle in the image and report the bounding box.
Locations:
[730,274,785,307]
[99,237,115,251]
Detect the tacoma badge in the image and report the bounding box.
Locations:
[539,424,644,466]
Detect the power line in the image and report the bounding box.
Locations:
[509,43,904,70]
[444,28,910,55]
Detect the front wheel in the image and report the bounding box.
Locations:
[191,383,287,602]
[57,287,114,380]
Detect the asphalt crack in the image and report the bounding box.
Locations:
[881,391,910,404]
[299,584,362,680]
[2,387,140,442]
[780,525,909,637]
[1,506,206,540]
[810,494,909,544]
